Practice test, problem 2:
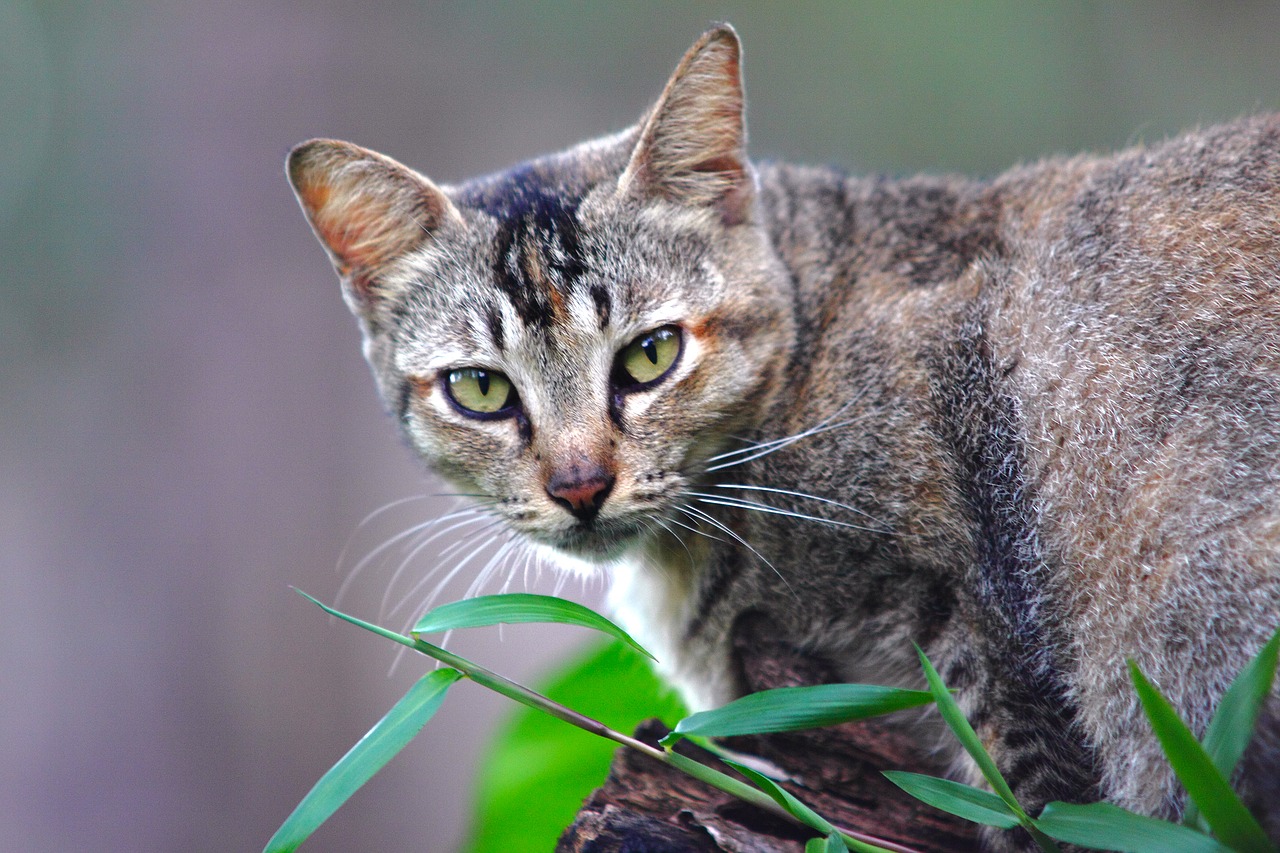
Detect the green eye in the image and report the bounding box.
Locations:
[445,368,515,416]
[618,325,682,387]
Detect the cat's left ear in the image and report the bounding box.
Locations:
[618,24,754,226]
[286,139,462,318]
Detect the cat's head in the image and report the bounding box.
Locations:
[286,25,794,564]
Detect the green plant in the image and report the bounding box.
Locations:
[265,591,1279,853]
[884,632,1280,853]
[466,639,686,853]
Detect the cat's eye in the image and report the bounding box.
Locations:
[444,367,516,417]
[616,325,682,389]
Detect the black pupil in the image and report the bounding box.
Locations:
[477,371,490,396]
[642,338,658,364]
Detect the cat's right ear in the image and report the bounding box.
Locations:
[286,139,461,316]
[618,24,753,226]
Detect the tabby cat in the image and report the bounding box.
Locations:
[287,24,1280,846]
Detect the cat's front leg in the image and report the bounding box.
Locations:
[933,641,1102,852]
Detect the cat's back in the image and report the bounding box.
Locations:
[987,115,1280,728]
[797,114,1280,819]
[753,114,1280,707]
[999,112,1280,317]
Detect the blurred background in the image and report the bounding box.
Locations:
[4,2,1280,850]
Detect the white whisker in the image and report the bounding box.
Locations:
[338,507,489,607]
[710,483,887,528]
[662,512,728,546]
[704,391,869,472]
[705,417,862,472]
[390,528,508,623]
[676,504,796,599]
[336,493,435,574]
[501,545,532,596]
[464,538,520,601]
[648,515,697,571]
[375,512,498,616]
[399,534,516,670]
[689,491,886,534]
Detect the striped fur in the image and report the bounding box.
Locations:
[288,24,1280,847]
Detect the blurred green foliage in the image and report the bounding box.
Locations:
[465,639,686,853]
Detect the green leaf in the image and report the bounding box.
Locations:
[264,668,463,853]
[882,771,1020,829]
[1202,626,1280,782]
[806,832,850,853]
[465,640,687,853]
[662,683,934,747]
[1128,662,1275,853]
[914,646,1059,851]
[718,758,891,853]
[913,645,1023,816]
[721,756,834,833]
[296,589,418,650]
[412,593,655,660]
[1186,626,1280,831]
[298,591,686,853]
[1034,801,1233,853]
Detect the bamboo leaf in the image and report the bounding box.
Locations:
[662,683,934,747]
[1201,626,1280,782]
[1186,626,1280,830]
[1128,662,1275,853]
[913,645,1022,816]
[914,646,1059,851]
[720,757,833,833]
[718,758,891,853]
[806,832,850,853]
[663,750,889,852]
[296,589,419,650]
[298,590,657,750]
[264,668,463,853]
[412,593,655,660]
[1034,801,1232,853]
[661,749,805,822]
[882,771,1020,829]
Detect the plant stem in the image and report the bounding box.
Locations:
[408,628,900,848]
[408,631,912,851]
[301,591,665,760]
[417,635,668,760]
[300,591,913,853]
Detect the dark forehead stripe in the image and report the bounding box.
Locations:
[483,303,506,350]
[588,283,612,329]
[463,164,593,328]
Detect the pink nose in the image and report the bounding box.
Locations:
[546,464,615,522]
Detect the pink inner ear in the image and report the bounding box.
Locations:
[691,154,744,176]
[297,180,332,215]
[619,27,752,223]
[303,173,412,274]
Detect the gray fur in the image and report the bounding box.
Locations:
[287,24,1280,847]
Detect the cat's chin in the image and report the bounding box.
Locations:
[534,523,646,569]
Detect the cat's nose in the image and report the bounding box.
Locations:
[546,464,615,523]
